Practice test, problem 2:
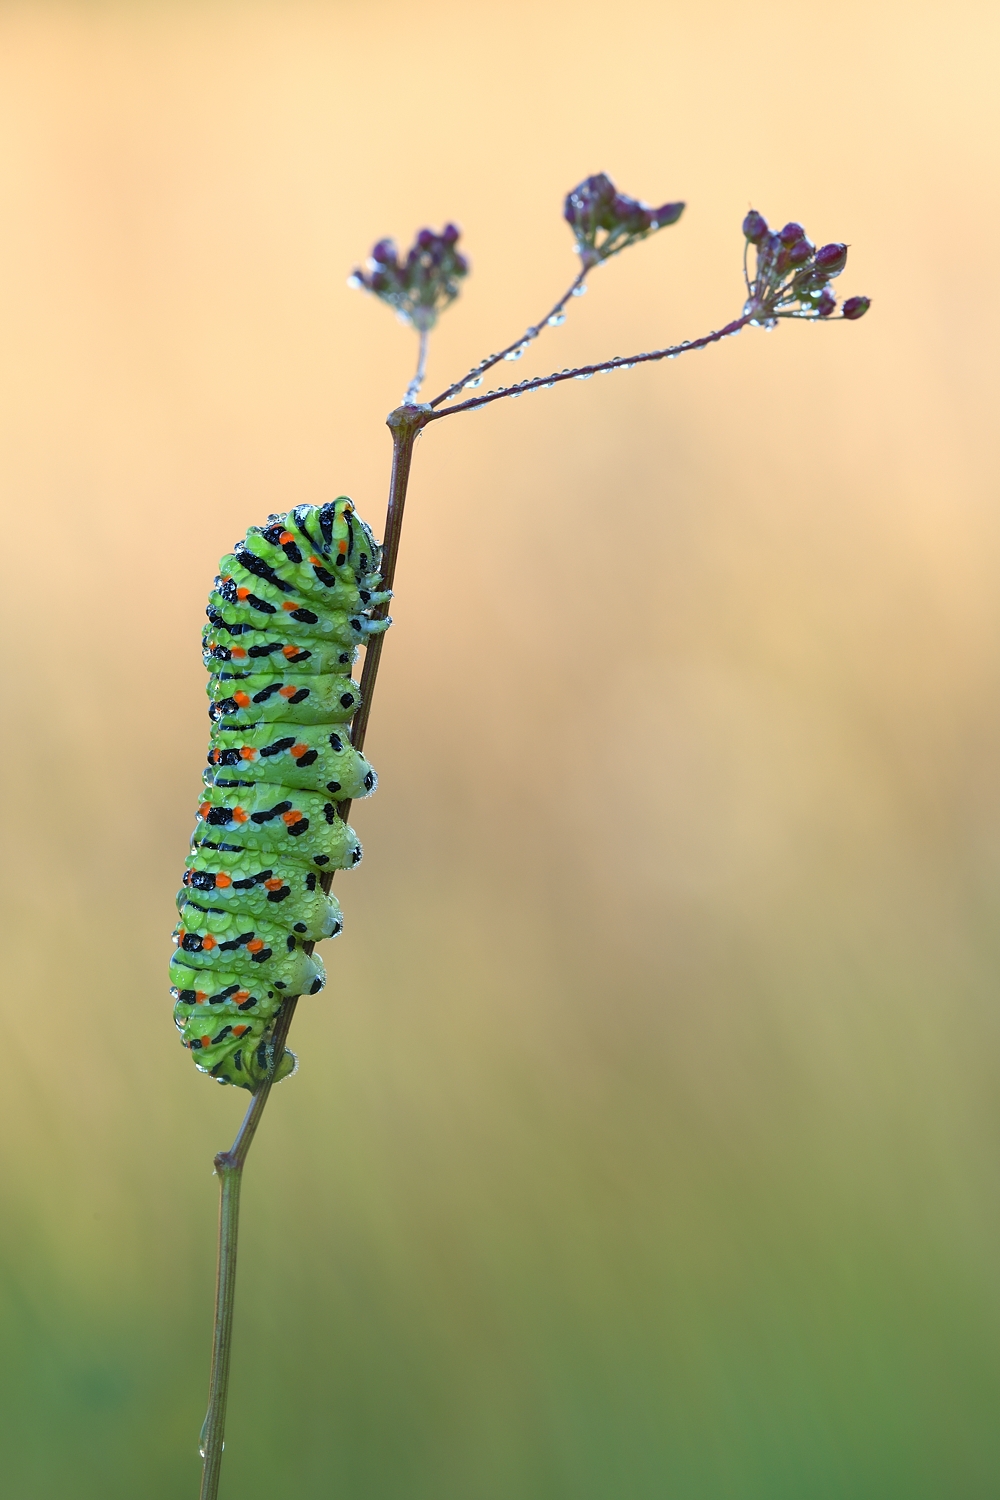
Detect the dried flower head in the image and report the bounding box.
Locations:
[742,210,870,324]
[564,172,684,268]
[349,224,469,331]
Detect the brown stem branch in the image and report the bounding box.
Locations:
[427,315,752,422]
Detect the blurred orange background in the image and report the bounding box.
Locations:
[2,1,1000,1496]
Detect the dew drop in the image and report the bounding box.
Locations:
[465,375,483,388]
[572,284,588,297]
[574,371,593,381]
[548,312,567,326]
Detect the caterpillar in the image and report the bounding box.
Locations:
[170,498,390,1090]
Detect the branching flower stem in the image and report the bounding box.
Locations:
[428,265,588,408]
[427,315,752,422]
[197,294,791,1499]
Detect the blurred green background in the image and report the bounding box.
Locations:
[2,0,1000,1495]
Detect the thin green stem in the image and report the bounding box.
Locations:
[196,404,430,1500]
[403,329,430,406]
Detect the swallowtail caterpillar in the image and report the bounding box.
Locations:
[170,498,390,1089]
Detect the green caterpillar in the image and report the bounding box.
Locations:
[170,498,390,1089]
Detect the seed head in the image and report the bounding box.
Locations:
[564,171,684,266]
[350,224,469,331]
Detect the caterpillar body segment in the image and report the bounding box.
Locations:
[207,671,363,727]
[205,723,376,799]
[172,497,389,1089]
[180,848,343,939]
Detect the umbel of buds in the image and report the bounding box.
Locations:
[564,172,685,268]
[741,210,870,324]
[349,225,469,331]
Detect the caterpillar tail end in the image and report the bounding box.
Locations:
[208,1038,299,1091]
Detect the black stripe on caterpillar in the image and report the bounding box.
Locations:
[172,498,390,1090]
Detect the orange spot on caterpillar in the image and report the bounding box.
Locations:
[233,1024,249,1037]
[337,540,348,554]
[308,555,321,565]
[279,531,295,544]
[198,802,211,818]
[282,644,299,658]
[214,873,232,888]
[236,587,249,600]
[264,878,283,891]
[239,747,257,760]
[247,939,265,953]
[201,1036,212,1048]
[232,807,248,823]
[210,750,220,764]
[281,601,299,612]
[196,991,208,1003]
[281,810,303,825]
[235,989,250,1002]
[278,685,297,698]
[231,647,247,659]
[291,743,308,758]
[202,936,217,950]
[176,927,186,942]
[234,691,251,708]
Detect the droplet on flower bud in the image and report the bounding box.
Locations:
[842,295,871,321]
[742,209,768,243]
[788,238,813,266]
[779,221,806,246]
[817,288,837,317]
[814,242,848,276]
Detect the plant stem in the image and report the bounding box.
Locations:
[427,266,588,409]
[427,315,752,422]
[196,403,429,1500]
[403,329,429,405]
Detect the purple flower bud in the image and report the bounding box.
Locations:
[779,221,806,246]
[453,253,469,274]
[842,295,871,321]
[654,200,685,227]
[742,209,768,243]
[817,288,837,317]
[416,228,435,251]
[370,270,389,293]
[788,237,813,266]
[370,238,397,268]
[774,247,791,276]
[442,223,460,244]
[814,242,848,276]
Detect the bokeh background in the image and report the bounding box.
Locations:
[2,1,999,1495]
